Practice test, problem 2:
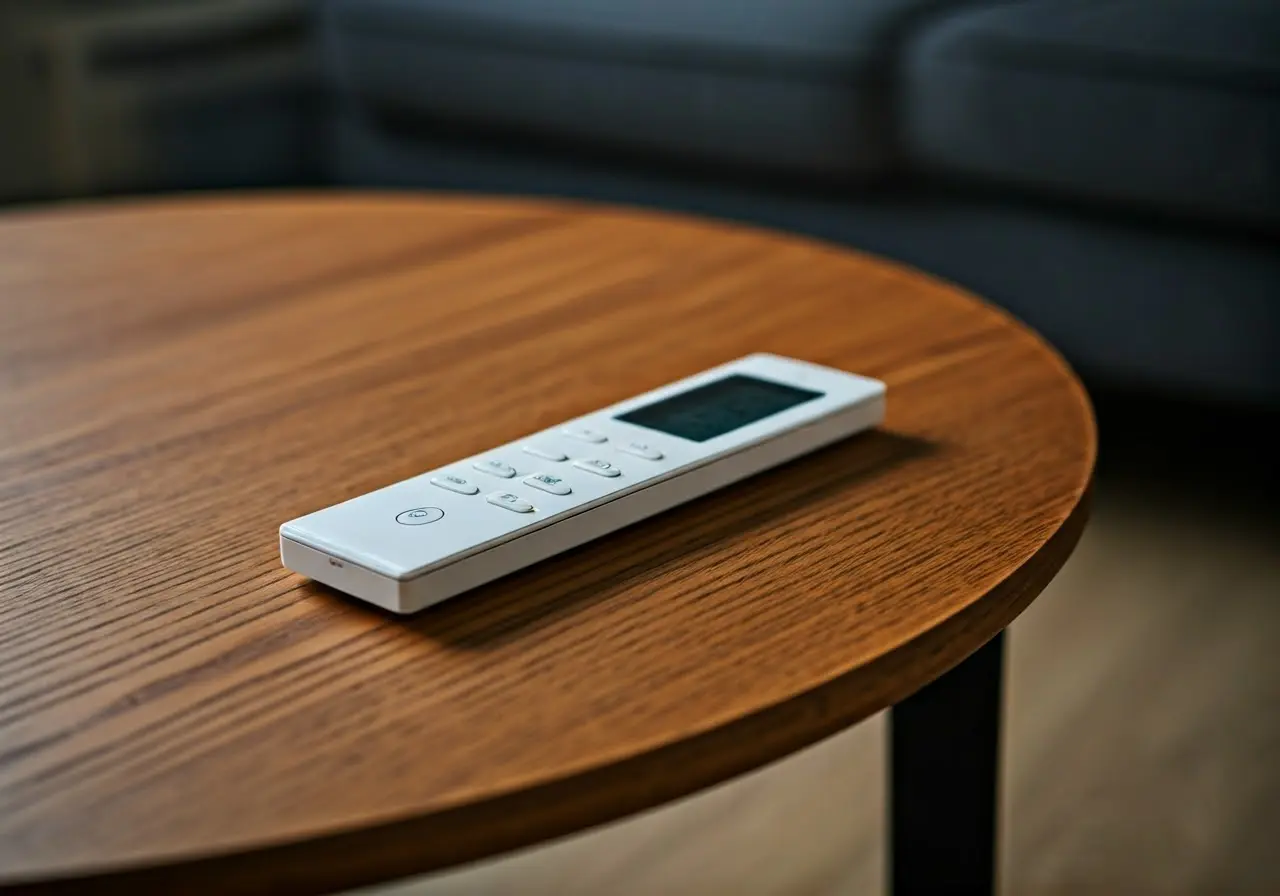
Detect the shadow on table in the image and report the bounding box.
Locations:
[310,429,936,648]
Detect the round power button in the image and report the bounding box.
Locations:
[396,507,444,526]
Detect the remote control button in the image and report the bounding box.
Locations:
[486,491,535,513]
[618,441,663,460]
[561,427,607,443]
[473,459,516,479]
[396,507,445,526]
[573,458,622,477]
[431,474,480,495]
[524,473,572,496]
[523,444,568,462]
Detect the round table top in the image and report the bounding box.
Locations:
[0,194,1094,894]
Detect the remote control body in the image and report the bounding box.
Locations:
[280,354,885,613]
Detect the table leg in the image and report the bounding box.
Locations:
[888,630,1005,896]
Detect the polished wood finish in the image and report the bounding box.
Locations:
[0,194,1094,894]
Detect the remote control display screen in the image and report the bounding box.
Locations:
[615,374,823,443]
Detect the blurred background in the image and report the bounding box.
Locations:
[1,0,1277,893]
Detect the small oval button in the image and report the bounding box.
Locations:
[573,458,622,477]
[524,473,572,496]
[473,459,517,479]
[523,444,568,462]
[396,507,445,526]
[486,491,535,513]
[618,441,663,460]
[561,427,607,443]
[431,474,480,495]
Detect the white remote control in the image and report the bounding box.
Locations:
[280,354,885,614]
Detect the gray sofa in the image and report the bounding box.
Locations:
[316,0,1280,404]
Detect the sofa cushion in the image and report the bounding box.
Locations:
[327,112,1280,403]
[322,0,974,180]
[903,0,1280,230]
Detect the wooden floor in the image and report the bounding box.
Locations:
[363,464,1280,895]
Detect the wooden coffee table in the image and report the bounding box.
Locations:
[0,195,1094,895]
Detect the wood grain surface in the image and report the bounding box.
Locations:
[0,194,1095,894]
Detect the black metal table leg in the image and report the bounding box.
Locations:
[889,630,1005,896]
